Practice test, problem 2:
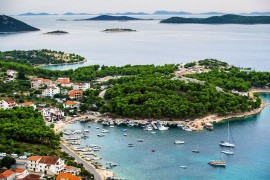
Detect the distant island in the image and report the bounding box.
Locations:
[63,12,92,15]
[102,28,136,32]
[160,14,270,24]
[77,15,146,21]
[19,12,58,16]
[0,15,40,32]
[44,30,69,35]
[154,10,192,15]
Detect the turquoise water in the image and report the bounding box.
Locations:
[64,93,270,180]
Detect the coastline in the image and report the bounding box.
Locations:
[54,114,114,180]
[54,90,270,179]
[36,59,87,68]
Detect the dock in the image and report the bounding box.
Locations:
[151,122,158,130]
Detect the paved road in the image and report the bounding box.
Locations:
[60,143,103,180]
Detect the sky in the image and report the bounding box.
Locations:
[1,0,270,15]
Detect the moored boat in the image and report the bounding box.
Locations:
[158,125,169,131]
[219,123,235,148]
[221,150,234,155]
[174,140,185,144]
[208,160,226,167]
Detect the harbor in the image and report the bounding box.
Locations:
[60,93,270,179]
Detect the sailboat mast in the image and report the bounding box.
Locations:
[227,123,230,143]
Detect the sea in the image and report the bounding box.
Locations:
[0,15,270,71]
[64,93,270,180]
[1,14,270,179]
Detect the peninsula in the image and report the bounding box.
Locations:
[160,14,270,24]
[0,49,86,66]
[78,15,145,21]
[102,28,136,32]
[0,15,40,32]
[44,30,69,35]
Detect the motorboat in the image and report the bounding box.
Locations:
[137,139,144,142]
[101,129,109,133]
[180,166,187,169]
[221,150,234,155]
[144,126,153,131]
[158,125,169,131]
[205,123,213,131]
[97,133,105,137]
[110,125,115,128]
[174,140,185,144]
[151,131,156,134]
[124,133,128,136]
[192,145,200,153]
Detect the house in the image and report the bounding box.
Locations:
[42,85,60,97]
[31,78,52,89]
[38,156,65,175]
[69,90,83,99]
[0,98,17,110]
[56,78,72,87]
[27,156,64,175]
[22,174,41,180]
[20,102,36,110]
[7,70,17,78]
[56,173,80,180]
[40,107,64,121]
[72,82,90,91]
[15,169,29,179]
[0,170,15,180]
[63,101,78,109]
[63,166,81,175]
[27,156,42,173]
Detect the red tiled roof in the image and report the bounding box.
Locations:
[69,90,83,97]
[64,166,73,170]
[56,173,80,180]
[0,170,14,178]
[65,101,76,105]
[3,98,15,103]
[28,156,41,161]
[57,78,70,84]
[39,156,59,165]
[23,174,40,180]
[22,102,34,106]
[15,168,25,173]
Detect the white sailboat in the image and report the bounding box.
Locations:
[219,123,235,148]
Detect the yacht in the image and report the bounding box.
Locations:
[208,160,226,167]
[221,150,234,155]
[174,140,185,144]
[158,125,169,131]
[219,123,235,147]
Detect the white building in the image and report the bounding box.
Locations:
[0,170,15,180]
[27,156,65,175]
[31,78,52,89]
[7,70,17,78]
[40,107,64,121]
[42,85,60,97]
[15,168,29,179]
[56,77,72,87]
[72,82,90,91]
[63,101,78,109]
[0,98,17,110]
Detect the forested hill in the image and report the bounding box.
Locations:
[0,49,86,66]
[0,15,39,32]
[160,14,270,24]
[79,15,144,21]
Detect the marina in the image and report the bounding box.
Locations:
[62,93,270,180]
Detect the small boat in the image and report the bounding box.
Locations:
[208,160,226,167]
[127,123,135,127]
[137,139,144,142]
[110,125,115,128]
[174,140,185,144]
[122,129,127,132]
[106,162,117,166]
[97,133,105,137]
[128,144,134,147]
[205,123,213,131]
[158,125,169,131]
[221,150,234,155]
[124,133,128,136]
[96,127,100,129]
[101,129,109,133]
[192,145,200,153]
[88,125,91,128]
[219,123,235,148]
[180,166,187,169]
[83,129,89,133]
[144,126,153,131]
[151,150,155,152]
[151,131,156,134]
